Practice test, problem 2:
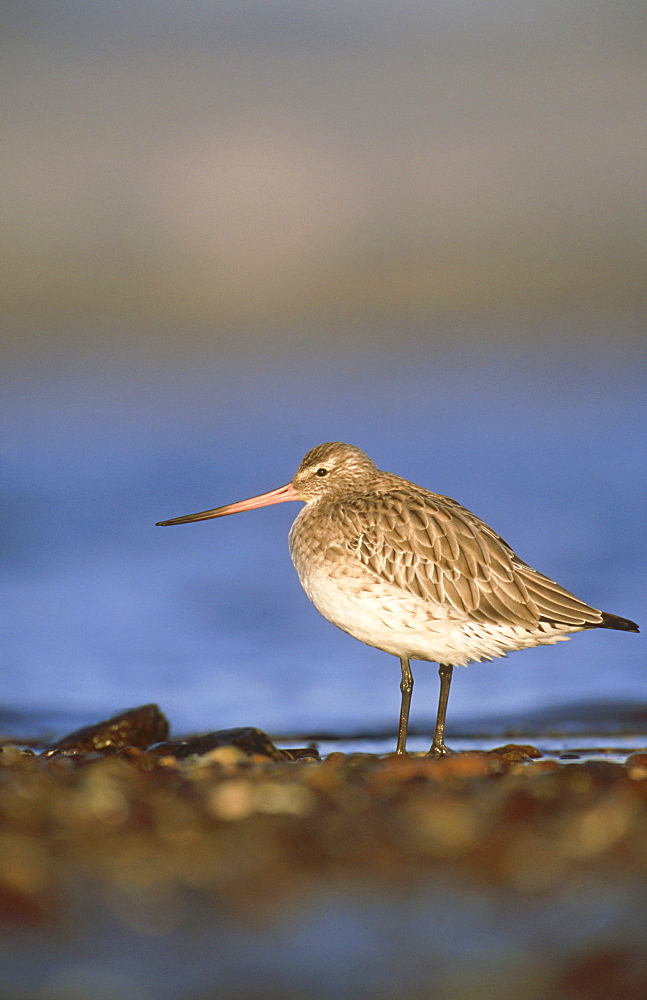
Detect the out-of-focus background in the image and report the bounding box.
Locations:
[3,0,645,742]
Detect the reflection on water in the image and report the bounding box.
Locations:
[2,347,645,738]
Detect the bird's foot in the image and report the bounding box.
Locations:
[427,742,453,758]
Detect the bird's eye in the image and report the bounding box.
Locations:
[315,467,329,477]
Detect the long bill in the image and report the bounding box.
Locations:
[156,482,298,526]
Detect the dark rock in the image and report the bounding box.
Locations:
[149,726,288,761]
[44,704,169,755]
[280,746,321,761]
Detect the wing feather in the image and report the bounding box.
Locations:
[332,488,598,629]
[519,568,603,625]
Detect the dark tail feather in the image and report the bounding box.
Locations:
[600,612,639,633]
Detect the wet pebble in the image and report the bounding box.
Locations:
[45,704,169,755]
[625,753,647,780]
[149,726,288,761]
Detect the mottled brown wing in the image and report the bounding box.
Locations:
[333,488,603,628]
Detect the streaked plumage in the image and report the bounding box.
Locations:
[158,441,639,754]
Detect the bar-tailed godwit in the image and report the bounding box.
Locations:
[157,442,639,754]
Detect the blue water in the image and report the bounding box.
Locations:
[3,339,645,741]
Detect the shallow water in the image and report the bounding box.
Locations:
[3,345,645,742]
[310,737,647,764]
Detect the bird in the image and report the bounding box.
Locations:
[157,442,639,755]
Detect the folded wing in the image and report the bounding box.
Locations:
[334,488,606,630]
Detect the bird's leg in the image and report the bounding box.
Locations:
[396,657,414,754]
[429,664,453,756]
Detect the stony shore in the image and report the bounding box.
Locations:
[1,704,646,998]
